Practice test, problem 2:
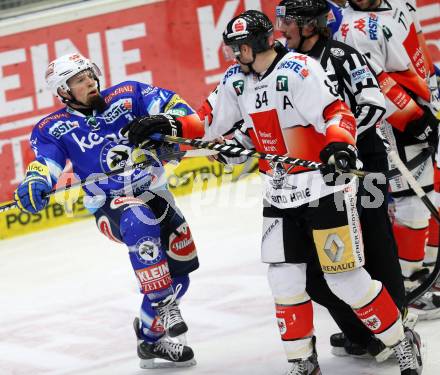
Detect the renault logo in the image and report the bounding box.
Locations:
[324,233,345,263]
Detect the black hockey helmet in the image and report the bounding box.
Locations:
[222,10,274,59]
[276,0,329,29]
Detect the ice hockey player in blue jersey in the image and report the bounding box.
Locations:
[13,53,201,369]
[326,0,344,35]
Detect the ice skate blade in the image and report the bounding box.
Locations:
[140,358,197,369]
[374,347,394,363]
[330,347,370,359]
[409,307,440,321]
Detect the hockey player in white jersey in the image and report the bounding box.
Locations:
[275,0,420,362]
[402,0,440,291]
[124,9,424,375]
[336,0,440,320]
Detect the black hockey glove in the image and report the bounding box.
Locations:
[122,114,183,146]
[319,142,358,186]
[406,106,439,149]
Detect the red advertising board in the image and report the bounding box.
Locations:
[0,0,438,202]
[0,0,279,201]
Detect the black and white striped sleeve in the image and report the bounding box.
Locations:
[342,51,386,137]
[323,45,387,138]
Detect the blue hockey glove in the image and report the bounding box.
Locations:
[14,161,52,214]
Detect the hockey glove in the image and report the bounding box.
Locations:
[319,142,358,186]
[122,114,183,146]
[406,105,439,149]
[14,161,52,214]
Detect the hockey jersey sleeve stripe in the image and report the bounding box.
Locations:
[196,99,214,126]
[388,70,431,103]
[323,100,357,145]
[179,113,205,139]
[377,72,425,131]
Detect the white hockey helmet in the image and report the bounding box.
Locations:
[45,53,102,100]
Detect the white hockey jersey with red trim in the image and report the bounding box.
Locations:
[204,51,357,208]
[335,0,438,112]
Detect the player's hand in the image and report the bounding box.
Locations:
[319,142,358,186]
[406,105,439,149]
[14,161,52,214]
[122,114,183,146]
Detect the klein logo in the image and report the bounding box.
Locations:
[324,233,345,263]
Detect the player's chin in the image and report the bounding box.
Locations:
[285,38,296,51]
[88,93,107,112]
[239,63,251,73]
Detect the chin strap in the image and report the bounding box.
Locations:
[237,52,258,75]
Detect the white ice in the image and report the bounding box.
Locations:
[0,177,439,375]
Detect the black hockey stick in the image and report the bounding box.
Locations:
[0,149,186,214]
[148,134,368,177]
[148,134,432,180]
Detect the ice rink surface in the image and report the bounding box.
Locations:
[1,177,439,375]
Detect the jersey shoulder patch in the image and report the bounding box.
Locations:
[36,109,71,131]
[277,53,312,81]
[102,81,136,104]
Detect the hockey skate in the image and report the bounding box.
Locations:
[286,354,321,375]
[409,291,440,320]
[329,332,393,362]
[329,309,417,363]
[133,317,196,369]
[404,268,430,293]
[152,284,188,337]
[392,328,424,375]
[286,337,321,375]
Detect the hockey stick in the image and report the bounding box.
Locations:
[377,128,440,223]
[148,134,368,177]
[386,147,432,179]
[376,127,440,303]
[0,148,187,214]
[148,134,432,180]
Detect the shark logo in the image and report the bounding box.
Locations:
[269,162,297,190]
[109,149,130,169]
[135,237,161,265]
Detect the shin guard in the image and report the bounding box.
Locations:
[393,222,428,277]
[354,285,403,347]
[276,298,314,360]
